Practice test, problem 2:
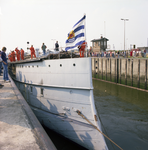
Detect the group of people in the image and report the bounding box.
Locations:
[0,41,84,84]
[8,45,37,61]
[90,51,121,58]
[0,43,47,83]
[31,41,59,58]
[90,49,147,58]
[90,50,129,58]
[8,48,24,62]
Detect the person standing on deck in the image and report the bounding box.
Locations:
[78,42,87,58]
[20,48,24,60]
[1,47,10,82]
[8,52,13,62]
[30,45,36,59]
[41,43,47,55]
[15,47,20,61]
[55,41,59,51]
[11,50,16,61]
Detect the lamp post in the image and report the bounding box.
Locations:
[121,18,129,51]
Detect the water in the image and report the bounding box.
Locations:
[93,79,148,150]
[44,79,148,150]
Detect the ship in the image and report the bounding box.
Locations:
[9,52,108,150]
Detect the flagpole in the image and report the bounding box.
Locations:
[84,13,87,57]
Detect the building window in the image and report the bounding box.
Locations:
[104,41,106,46]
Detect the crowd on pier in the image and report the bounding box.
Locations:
[89,49,147,58]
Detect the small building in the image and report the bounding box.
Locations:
[91,36,109,53]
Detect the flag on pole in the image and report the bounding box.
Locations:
[65,15,86,51]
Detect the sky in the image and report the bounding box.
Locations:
[0,0,148,53]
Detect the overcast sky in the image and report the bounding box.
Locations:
[0,0,148,53]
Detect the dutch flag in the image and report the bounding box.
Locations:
[65,15,86,51]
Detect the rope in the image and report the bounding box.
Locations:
[76,110,123,150]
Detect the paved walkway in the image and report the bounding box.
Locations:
[0,75,56,150]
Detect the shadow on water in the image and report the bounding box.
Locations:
[93,79,148,150]
[42,125,87,150]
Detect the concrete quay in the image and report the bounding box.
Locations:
[0,75,57,150]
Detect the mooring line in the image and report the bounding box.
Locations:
[96,106,116,150]
[76,110,123,150]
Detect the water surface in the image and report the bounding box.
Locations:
[93,79,148,150]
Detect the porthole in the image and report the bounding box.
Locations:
[37,65,38,67]
[49,65,50,67]
[60,64,62,67]
[41,88,44,96]
[32,65,34,68]
[73,63,76,66]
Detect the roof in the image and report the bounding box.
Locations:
[91,37,109,42]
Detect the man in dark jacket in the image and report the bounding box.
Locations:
[1,47,10,82]
[55,41,59,51]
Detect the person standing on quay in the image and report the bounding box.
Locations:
[144,49,146,58]
[0,51,2,76]
[30,45,36,59]
[117,51,119,58]
[1,47,10,82]
[55,41,59,51]
[41,43,47,55]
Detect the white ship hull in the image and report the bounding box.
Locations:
[11,57,108,150]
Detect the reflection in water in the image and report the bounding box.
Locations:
[93,79,148,150]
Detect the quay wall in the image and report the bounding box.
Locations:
[92,58,148,90]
